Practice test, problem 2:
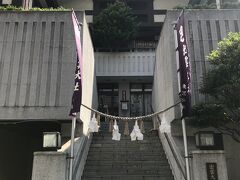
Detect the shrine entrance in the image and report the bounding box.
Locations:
[97,83,119,116]
[130,84,152,117]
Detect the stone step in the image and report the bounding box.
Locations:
[82,175,174,180]
[88,149,164,154]
[89,142,163,147]
[84,164,171,170]
[86,155,167,161]
[83,169,172,176]
[87,151,165,156]
[90,144,163,152]
[82,120,174,180]
[86,160,168,166]
[86,154,167,160]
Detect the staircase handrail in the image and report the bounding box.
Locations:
[59,134,92,180]
[72,136,88,179]
[164,132,187,179]
[150,105,187,180]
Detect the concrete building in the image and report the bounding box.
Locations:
[152,9,240,180]
[0,11,97,180]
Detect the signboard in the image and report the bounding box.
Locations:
[206,163,218,180]
[134,40,157,49]
[121,101,128,110]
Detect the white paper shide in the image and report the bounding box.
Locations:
[89,113,100,132]
[130,120,143,141]
[112,120,121,141]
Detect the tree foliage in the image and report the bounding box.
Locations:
[0,5,67,11]
[188,32,240,143]
[175,0,240,9]
[92,1,137,49]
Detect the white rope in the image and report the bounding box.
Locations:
[81,101,181,120]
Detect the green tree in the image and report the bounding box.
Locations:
[176,0,240,9]
[92,1,137,49]
[188,32,240,143]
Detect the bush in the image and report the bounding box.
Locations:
[0,5,68,11]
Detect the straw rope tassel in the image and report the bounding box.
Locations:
[139,119,145,133]
[123,120,129,135]
[109,118,113,132]
[96,113,101,127]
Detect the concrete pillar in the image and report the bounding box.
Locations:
[32,152,67,180]
[191,150,228,180]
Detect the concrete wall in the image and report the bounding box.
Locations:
[95,51,155,77]
[0,11,97,180]
[153,0,189,10]
[192,150,228,180]
[81,13,98,135]
[153,9,240,180]
[32,152,67,180]
[57,0,93,23]
[0,11,81,120]
[152,10,181,125]
[58,0,93,11]
[0,11,97,122]
[0,122,60,180]
[31,12,97,180]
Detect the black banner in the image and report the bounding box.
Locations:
[176,11,191,117]
[69,54,82,116]
[69,11,83,117]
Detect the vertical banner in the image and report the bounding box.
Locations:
[69,11,83,116]
[175,11,191,117]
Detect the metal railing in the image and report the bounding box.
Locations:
[150,105,187,180]
[164,132,187,179]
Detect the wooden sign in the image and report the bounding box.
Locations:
[206,163,218,180]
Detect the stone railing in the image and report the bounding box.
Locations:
[95,51,155,77]
[160,132,186,180]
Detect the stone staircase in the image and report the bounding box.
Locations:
[82,120,174,180]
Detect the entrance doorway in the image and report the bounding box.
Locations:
[130,84,152,117]
[97,83,119,116]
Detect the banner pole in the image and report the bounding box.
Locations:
[182,117,191,180]
[173,19,191,180]
[69,10,82,180]
[69,116,76,180]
